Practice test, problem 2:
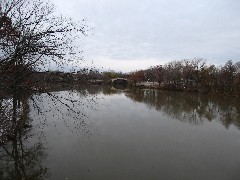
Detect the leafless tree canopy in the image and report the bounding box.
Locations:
[0,0,88,97]
[0,0,87,68]
[0,0,90,145]
[129,58,240,95]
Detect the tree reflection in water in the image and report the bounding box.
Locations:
[0,96,49,179]
[125,89,240,129]
[1,85,239,179]
[0,86,104,179]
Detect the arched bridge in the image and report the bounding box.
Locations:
[111,78,128,85]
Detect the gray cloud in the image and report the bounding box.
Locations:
[52,0,240,72]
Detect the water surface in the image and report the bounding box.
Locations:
[1,86,240,179]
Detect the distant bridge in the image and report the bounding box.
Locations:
[111,78,128,84]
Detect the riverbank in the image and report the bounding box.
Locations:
[132,82,240,97]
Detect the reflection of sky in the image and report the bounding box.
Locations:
[52,0,240,72]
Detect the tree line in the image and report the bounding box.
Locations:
[128,58,240,96]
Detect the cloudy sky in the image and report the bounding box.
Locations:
[52,0,240,72]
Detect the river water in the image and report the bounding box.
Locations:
[1,86,240,179]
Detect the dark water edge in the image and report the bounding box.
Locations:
[0,85,240,180]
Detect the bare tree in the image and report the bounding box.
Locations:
[129,70,144,85]
[156,65,164,85]
[0,0,91,144]
[0,0,87,97]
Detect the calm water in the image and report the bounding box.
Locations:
[1,86,240,180]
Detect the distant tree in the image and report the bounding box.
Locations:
[234,68,240,95]
[170,61,182,85]
[145,67,156,83]
[87,69,101,80]
[220,60,236,85]
[234,62,240,87]
[234,62,240,73]
[129,70,144,85]
[102,71,118,81]
[128,59,240,95]
[156,65,164,85]
[163,61,182,86]
[191,58,206,84]
[182,60,194,85]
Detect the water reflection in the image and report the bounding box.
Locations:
[112,84,127,90]
[0,127,48,179]
[0,97,49,179]
[58,85,240,130]
[0,86,104,179]
[64,85,240,130]
[125,89,240,129]
[1,86,240,180]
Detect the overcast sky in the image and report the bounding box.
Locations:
[52,0,240,72]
